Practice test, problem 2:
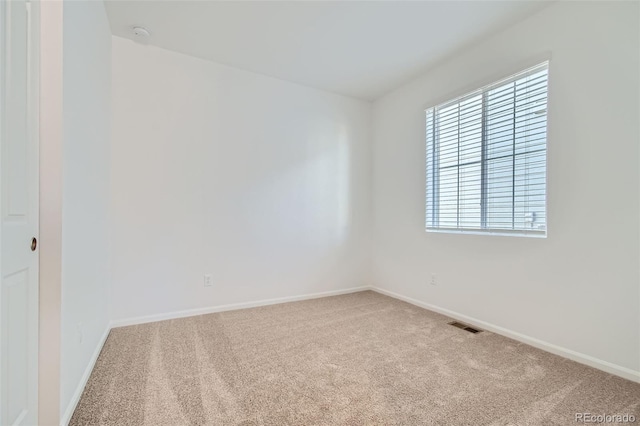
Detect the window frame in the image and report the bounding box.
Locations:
[425,61,550,238]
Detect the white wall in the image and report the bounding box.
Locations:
[372,0,639,376]
[60,0,112,419]
[110,36,371,321]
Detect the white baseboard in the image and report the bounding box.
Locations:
[60,324,112,426]
[370,286,640,384]
[110,286,371,328]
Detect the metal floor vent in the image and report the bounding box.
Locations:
[448,321,482,334]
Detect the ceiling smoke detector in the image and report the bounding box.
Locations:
[132,26,150,43]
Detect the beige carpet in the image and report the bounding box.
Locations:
[70,291,640,425]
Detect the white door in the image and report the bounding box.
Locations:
[0,0,39,425]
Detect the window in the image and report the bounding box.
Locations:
[426,62,548,237]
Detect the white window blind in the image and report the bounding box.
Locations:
[426,62,548,236]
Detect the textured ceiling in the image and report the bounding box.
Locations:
[105,1,551,100]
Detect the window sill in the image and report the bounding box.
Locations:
[425,228,547,238]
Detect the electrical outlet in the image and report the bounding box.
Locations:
[204,274,213,287]
[430,274,437,286]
